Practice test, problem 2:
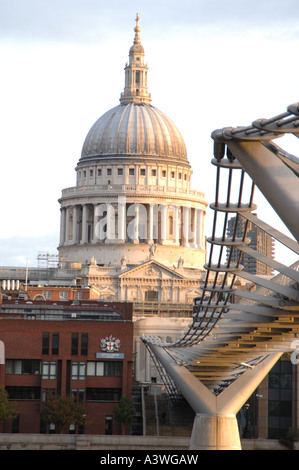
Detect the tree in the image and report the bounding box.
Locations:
[113,395,136,434]
[40,394,86,434]
[0,385,17,425]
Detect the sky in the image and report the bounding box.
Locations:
[0,0,298,267]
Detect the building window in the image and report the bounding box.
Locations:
[41,389,56,402]
[105,361,123,377]
[107,168,112,175]
[178,172,182,179]
[129,168,134,176]
[23,359,41,375]
[87,361,103,376]
[162,170,166,178]
[83,171,86,177]
[42,333,50,355]
[98,169,102,176]
[60,291,68,300]
[71,333,79,355]
[86,361,122,377]
[6,359,41,375]
[71,389,85,403]
[145,290,159,301]
[81,334,88,356]
[268,356,292,439]
[117,168,123,175]
[90,169,93,177]
[52,333,59,355]
[71,333,88,356]
[140,168,146,176]
[11,415,20,433]
[42,333,59,355]
[43,291,51,299]
[72,362,86,380]
[6,360,21,374]
[42,361,56,380]
[6,386,40,400]
[151,169,156,176]
[171,171,175,178]
[86,388,122,402]
[105,416,113,435]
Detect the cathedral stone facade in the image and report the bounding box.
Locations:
[58,14,207,306]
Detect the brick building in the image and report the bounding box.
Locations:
[25,285,100,302]
[0,297,133,435]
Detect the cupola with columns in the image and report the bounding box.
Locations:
[58,15,207,269]
[120,13,151,105]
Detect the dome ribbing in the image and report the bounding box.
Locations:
[80,103,188,162]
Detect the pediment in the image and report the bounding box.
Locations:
[186,288,202,298]
[119,260,186,280]
[97,286,116,295]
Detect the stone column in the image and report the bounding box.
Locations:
[183,205,190,247]
[173,205,180,245]
[160,205,168,244]
[72,205,78,244]
[65,206,71,245]
[198,209,204,249]
[118,197,126,242]
[192,207,198,248]
[133,204,139,244]
[59,207,66,246]
[92,204,99,243]
[81,204,88,244]
[106,203,116,242]
[147,204,154,244]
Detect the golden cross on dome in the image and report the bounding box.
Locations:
[134,13,141,44]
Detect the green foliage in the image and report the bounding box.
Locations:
[0,385,17,423]
[279,428,298,450]
[113,395,136,428]
[40,394,85,434]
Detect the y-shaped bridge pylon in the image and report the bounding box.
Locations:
[149,345,281,450]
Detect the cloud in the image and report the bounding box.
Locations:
[1,0,299,44]
[0,233,59,267]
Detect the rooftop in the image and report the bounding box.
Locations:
[0,298,133,322]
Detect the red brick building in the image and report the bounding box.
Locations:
[25,285,100,302]
[0,297,133,435]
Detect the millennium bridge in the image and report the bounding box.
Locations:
[142,103,299,450]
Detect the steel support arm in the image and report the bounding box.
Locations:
[226,141,299,243]
[148,343,282,419]
[148,344,216,415]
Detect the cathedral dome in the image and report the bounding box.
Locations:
[80,102,188,163]
[79,14,188,166]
